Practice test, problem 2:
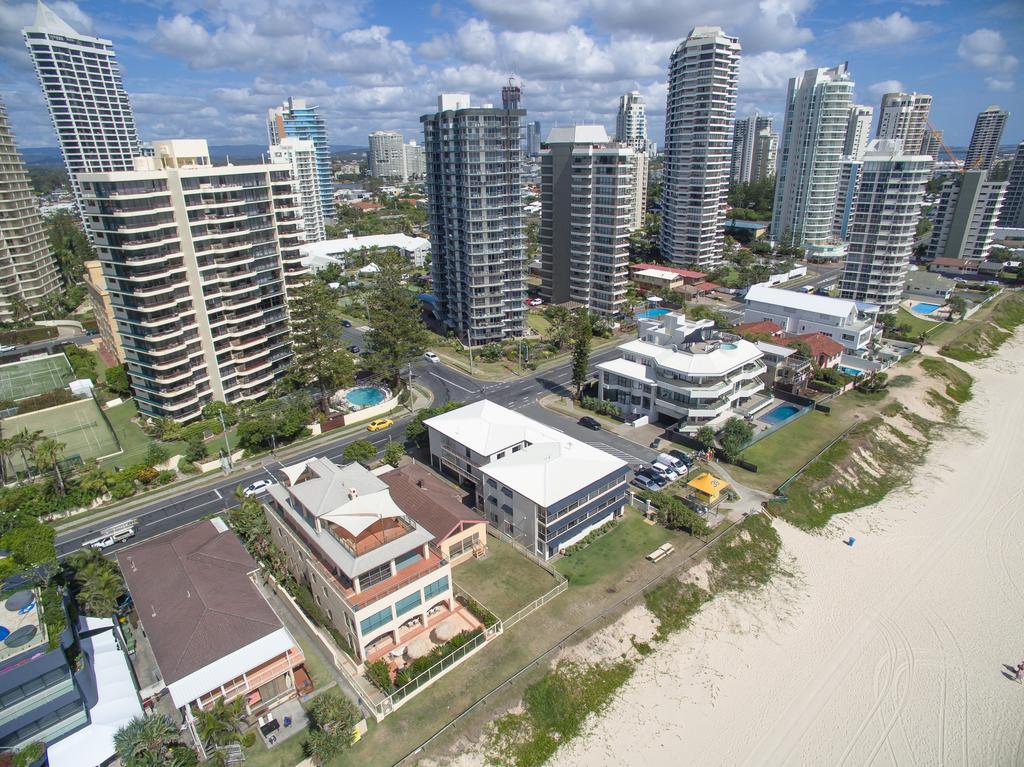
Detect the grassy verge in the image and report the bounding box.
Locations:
[644,579,708,640]
[557,511,674,587]
[939,292,1024,361]
[895,306,942,336]
[920,357,973,404]
[455,535,559,618]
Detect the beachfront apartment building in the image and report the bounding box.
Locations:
[268,137,327,244]
[875,92,932,154]
[267,98,333,219]
[23,1,141,223]
[925,170,1006,263]
[78,139,304,422]
[264,458,457,665]
[999,141,1024,228]
[731,114,773,184]
[742,284,878,354]
[0,94,61,322]
[117,519,310,741]
[425,401,629,559]
[597,313,768,434]
[539,126,634,315]
[964,105,1008,172]
[843,105,874,161]
[83,259,124,362]
[421,93,527,343]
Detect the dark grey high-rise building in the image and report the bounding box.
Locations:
[526,121,542,157]
[422,94,526,344]
[964,105,1009,171]
[999,140,1024,228]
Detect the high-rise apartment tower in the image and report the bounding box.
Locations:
[875,92,932,154]
[269,137,326,244]
[925,170,1006,261]
[999,141,1024,228]
[730,114,773,184]
[964,105,1009,171]
[843,105,874,160]
[268,99,333,219]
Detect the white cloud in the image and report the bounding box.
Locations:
[467,0,584,32]
[868,79,904,98]
[739,50,813,96]
[845,12,933,46]
[985,77,1014,92]
[957,29,1019,74]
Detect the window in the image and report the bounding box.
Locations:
[424,575,450,600]
[394,549,423,572]
[359,606,393,634]
[395,591,422,617]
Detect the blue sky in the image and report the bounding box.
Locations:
[0,0,1020,151]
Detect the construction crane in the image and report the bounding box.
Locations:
[927,123,985,172]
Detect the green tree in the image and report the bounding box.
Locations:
[66,548,124,616]
[695,426,716,451]
[304,692,360,766]
[382,440,405,467]
[542,305,574,349]
[570,310,593,398]
[184,433,207,463]
[33,437,66,495]
[104,364,132,396]
[114,715,182,767]
[194,697,250,751]
[948,295,967,320]
[343,439,377,463]
[365,252,429,388]
[718,417,754,461]
[11,428,43,478]
[234,395,312,453]
[289,278,356,413]
[46,210,94,286]
[1,521,56,569]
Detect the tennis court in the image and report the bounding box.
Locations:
[0,354,75,402]
[1,398,121,474]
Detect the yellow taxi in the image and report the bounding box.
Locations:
[366,418,394,432]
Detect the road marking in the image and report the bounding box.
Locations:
[428,371,476,394]
[585,441,645,463]
[214,488,222,499]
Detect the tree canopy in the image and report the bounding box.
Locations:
[365,252,430,387]
[287,279,355,413]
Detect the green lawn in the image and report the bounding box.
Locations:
[100,400,185,468]
[454,535,559,618]
[526,311,551,336]
[556,510,675,586]
[895,306,942,336]
[293,632,332,691]
[737,390,889,492]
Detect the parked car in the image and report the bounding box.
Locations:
[367,418,394,432]
[634,467,667,487]
[423,351,440,363]
[243,479,275,497]
[527,298,543,306]
[578,416,601,430]
[0,345,14,354]
[341,319,352,327]
[632,473,664,491]
[648,462,679,482]
[348,345,361,354]
[655,453,687,475]
[669,449,694,467]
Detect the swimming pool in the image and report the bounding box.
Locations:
[912,302,941,315]
[719,343,738,350]
[345,386,387,408]
[637,308,670,319]
[839,366,864,377]
[760,403,801,426]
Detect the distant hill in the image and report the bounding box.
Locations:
[19,143,366,167]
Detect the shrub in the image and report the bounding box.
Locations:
[365,660,394,693]
[342,439,377,463]
[16,388,75,415]
[12,742,45,767]
[382,440,405,467]
[143,442,169,467]
[579,396,618,417]
[134,466,158,485]
[459,595,498,628]
[40,585,66,650]
[290,582,353,658]
[178,456,198,474]
[103,364,132,396]
[156,470,176,485]
[559,519,618,556]
[183,434,207,463]
[63,344,97,381]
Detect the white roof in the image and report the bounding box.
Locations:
[285,458,406,536]
[635,268,683,281]
[46,617,143,767]
[426,401,626,506]
[300,234,429,266]
[755,341,796,357]
[546,125,610,144]
[597,357,655,383]
[166,627,296,709]
[616,337,762,376]
[744,284,858,318]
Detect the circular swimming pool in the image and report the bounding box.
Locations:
[345,386,387,408]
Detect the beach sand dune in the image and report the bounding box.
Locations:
[551,335,1024,767]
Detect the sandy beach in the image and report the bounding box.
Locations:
[549,333,1024,767]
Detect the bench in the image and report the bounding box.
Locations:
[646,543,675,563]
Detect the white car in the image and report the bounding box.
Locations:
[0,345,14,354]
[649,462,679,482]
[243,479,275,497]
[423,351,440,363]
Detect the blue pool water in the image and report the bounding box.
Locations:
[719,343,738,350]
[637,308,670,318]
[761,404,801,426]
[912,302,941,315]
[839,366,864,377]
[345,386,386,407]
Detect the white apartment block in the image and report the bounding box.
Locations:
[78,140,305,422]
[539,126,633,316]
[421,93,526,343]
[616,92,649,153]
[269,138,326,244]
[0,95,61,322]
[843,105,874,161]
[23,1,141,220]
[660,27,741,270]
[598,313,767,433]
[964,105,1009,172]
[875,93,932,154]
[752,129,778,183]
[743,284,879,353]
[404,142,425,178]
[731,114,773,184]
[772,64,854,246]
[832,158,862,241]
[839,139,931,312]
[925,169,1006,262]
[264,458,456,665]
[999,141,1024,228]
[368,131,407,179]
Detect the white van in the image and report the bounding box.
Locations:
[655,453,687,475]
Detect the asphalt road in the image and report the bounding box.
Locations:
[55,341,658,557]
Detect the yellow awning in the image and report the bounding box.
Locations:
[687,472,729,497]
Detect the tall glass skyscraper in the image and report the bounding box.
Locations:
[23,0,141,219]
[268,98,333,219]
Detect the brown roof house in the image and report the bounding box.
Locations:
[781,332,844,369]
[117,519,309,729]
[381,461,488,565]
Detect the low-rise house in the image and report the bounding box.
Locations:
[301,233,431,270]
[631,267,691,293]
[264,458,461,665]
[928,257,981,277]
[734,320,784,339]
[755,341,812,393]
[117,519,309,732]
[597,313,769,433]
[381,462,488,565]
[424,401,629,559]
[629,263,706,286]
[904,270,955,301]
[780,332,843,369]
[742,284,878,354]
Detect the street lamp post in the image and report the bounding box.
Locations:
[218,410,232,469]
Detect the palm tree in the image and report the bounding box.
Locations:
[11,428,43,479]
[114,715,179,767]
[194,697,246,750]
[0,434,13,485]
[78,460,110,498]
[33,437,66,495]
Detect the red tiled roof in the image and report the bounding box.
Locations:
[630,262,706,279]
[693,281,722,291]
[117,520,283,685]
[781,332,844,359]
[734,320,784,337]
[380,463,484,544]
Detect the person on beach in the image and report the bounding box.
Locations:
[1015,661,1024,682]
